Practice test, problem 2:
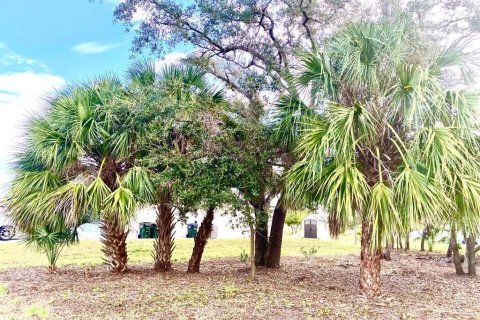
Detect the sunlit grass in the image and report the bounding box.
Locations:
[0,230,448,270]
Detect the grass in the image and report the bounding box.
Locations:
[0,250,471,319]
[0,282,8,296]
[0,230,448,270]
[25,304,49,320]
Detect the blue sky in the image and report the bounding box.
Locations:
[0,0,186,193]
[0,0,134,81]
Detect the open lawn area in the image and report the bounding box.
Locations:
[0,233,447,270]
[0,235,365,270]
[1,236,478,320]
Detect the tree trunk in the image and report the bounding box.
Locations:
[154,198,175,272]
[265,199,286,268]
[359,215,382,297]
[446,240,454,258]
[382,237,391,261]
[404,232,410,251]
[420,226,428,252]
[101,220,128,273]
[465,234,477,276]
[397,235,403,250]
[252,200,268,266]
[450,225,465,276]
[249,217,256,280]
[187,206,215,273]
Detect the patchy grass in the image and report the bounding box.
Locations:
[0,282,8,296]
[0,253,477,320]
[0,231,467,320]
[0,231,448,270]
[25,304,49,320]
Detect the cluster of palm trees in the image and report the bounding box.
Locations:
[7,61,233,273]
[7,19,480,297]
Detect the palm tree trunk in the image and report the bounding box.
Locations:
[265,198,286,268]
[359,215,382,297]
[101,220,128,273]
[404,231,410,251]
[382,237,391,261]
[450,224,465,276]
[154,201,175,271]
[397,235,403,250]
[187,205,215,273]
[465,233,477,276]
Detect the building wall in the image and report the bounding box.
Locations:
[301,210,331,240]
[121,206,248,240]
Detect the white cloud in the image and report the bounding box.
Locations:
[0,72,65,193]
[154,52,187,70]
[72,42,119,55]
[0,43,48,71]
[108,0,150,22]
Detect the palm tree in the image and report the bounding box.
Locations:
[7,76,154,273]
[132,61,228,271]
[285,20,480,296]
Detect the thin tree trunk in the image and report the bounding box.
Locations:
[154,196,175,271]
[249,217,256,280]
[397,235,403,250]
[404,232,410,251]
[465,234,477,276]
[252,200,268,266]
[359,215,382,297]
[420,226,428,252]
[382,237,391,261]
[451,225,465,276]
[101,220,128,273]
[446,240,454,258]
[187,206,215,273]
[265,198,286,268]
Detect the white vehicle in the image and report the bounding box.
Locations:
[0,205,15,241]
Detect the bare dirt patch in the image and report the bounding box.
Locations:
[0,252,479,320]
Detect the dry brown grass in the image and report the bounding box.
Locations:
[0,251,478,320]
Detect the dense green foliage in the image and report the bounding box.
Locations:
[286,20,480,247]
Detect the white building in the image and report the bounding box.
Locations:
[77,206,249,240]
[301,208,330,240]
[134,206,248,239]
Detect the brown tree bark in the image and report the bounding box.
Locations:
[154,199,175,272]
[265,199,286,268]
[446,241,454,258]
[465,234,477,276]
[98,156,130,273]
[450,225,465,276]
[100,220,129,273]
[404,232,410,251]
[249,217,256,280]
[187,205,215,273]
[359,215,382,297]
[420,226,428,252]
[252,199,268,266]
[382,237,392,261]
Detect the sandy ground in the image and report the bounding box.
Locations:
[0,252,479,320]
